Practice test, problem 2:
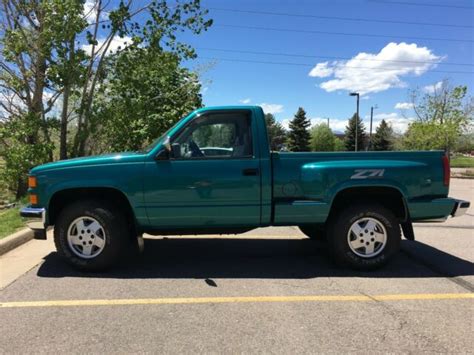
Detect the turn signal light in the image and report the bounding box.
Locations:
[28,176,37,188]
[29,194,38,205]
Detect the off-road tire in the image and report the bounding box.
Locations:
[327,203,401,271]
[54,199,129,271]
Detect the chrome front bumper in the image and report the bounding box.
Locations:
[451,199,470,218]
[20,207,47,240]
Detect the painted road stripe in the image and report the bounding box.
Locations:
[1,293,473,308]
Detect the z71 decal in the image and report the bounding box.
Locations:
[351,169,385,179]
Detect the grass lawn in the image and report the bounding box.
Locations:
[0,207,26,239]
[451,155,474,168]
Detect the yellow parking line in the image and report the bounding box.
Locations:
[1,293,473,308]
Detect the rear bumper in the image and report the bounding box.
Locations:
[451,199,470,217]
[410,198,470,223]
[20,207,47,240]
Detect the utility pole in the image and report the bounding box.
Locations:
[349,92,360,151]
[368,104,378,151]
[326,117,330,128]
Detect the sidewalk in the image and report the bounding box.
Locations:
[0,230,54,289]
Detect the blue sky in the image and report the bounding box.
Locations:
[83,0,474,133]
[177,0,474,133]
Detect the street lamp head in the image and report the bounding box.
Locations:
[349,92,359,97]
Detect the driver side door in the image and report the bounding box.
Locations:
[143,110,261,229]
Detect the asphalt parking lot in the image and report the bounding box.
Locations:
[1,179,473,353]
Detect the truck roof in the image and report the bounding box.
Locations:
[194,105,262,114]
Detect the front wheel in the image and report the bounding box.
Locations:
[327,203,400,270]
[54,200,130,271]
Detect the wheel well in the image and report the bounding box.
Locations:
[328,186,407,222]
[48,188,138,233]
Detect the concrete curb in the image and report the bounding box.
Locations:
[0,228,34,256]
[451,175,474,179]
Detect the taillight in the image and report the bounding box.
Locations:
[442,154,450,187]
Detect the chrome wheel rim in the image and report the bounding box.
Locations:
[347,217,387,258]
[67,216,106,259]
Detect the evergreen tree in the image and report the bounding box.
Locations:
[287,107,311,151]
[265,113,287,151]
[344,113,366,151]
[372,119,394,151]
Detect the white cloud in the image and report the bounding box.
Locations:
[308,62,334,78]
[367,112,413,133]
[280,112,413,134]
[394,102,414,110]
[309,42,442,95]
[281,117,347,133]
[239,98,251,104]
[82,35,133,56]
[423,81,443,93]
[259,103,284,114]
[83,0,108,24]
[0,90,62,120]
[280,119,290,130]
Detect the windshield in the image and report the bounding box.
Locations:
[141,118,183,153]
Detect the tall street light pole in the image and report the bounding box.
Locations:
[368,104,378,151]
[349,92,360,151]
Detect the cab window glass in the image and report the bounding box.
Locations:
[172,112,253,159]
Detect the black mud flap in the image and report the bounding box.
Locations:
[33,229,47,240]
[401,220,415,241]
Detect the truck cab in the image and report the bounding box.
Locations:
[21,106,470,271]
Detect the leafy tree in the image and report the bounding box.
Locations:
[287,107,311,152]
[0,0,212,197]
[404,80,473,153]
[371,119,394,151]
[265,113,286,151]
[310,124,335,151]
[454,133,474,154]
[70,0,212,157]
[0,117,55,198]
[344,113,366,151]
[0,0,80,195]
[334,137,346,151]
[91,48,202,152]
[194,124,234,148]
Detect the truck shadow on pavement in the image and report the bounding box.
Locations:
[36,238,474,280]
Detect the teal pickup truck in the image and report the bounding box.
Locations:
[21,106,469,271]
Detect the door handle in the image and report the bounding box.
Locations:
[242,168,259,176]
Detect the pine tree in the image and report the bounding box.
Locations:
[287,107,311,151]
[372,119,394,151]
[265,113,287,151]
[344,113,366,151]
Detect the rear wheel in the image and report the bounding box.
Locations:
[327,203,400,270]
[54,200,130,271]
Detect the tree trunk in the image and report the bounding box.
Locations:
[15,178,28,200]
[59,84,70,160]
[59,38,75,160]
